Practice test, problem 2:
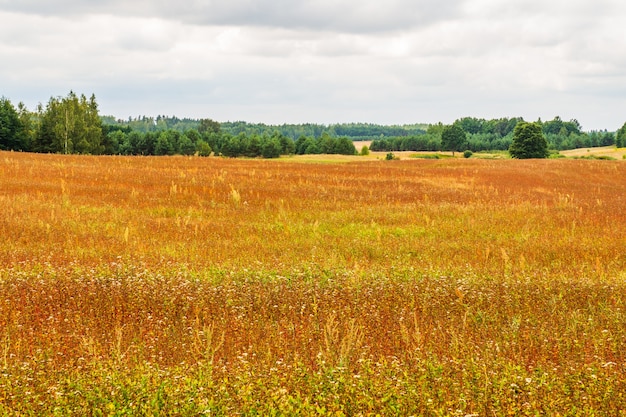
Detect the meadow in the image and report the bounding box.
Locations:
[0,151,625,415]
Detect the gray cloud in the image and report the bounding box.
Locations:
[0,0,466,32]
[1,0,626,130]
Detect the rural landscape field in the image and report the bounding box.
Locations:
[1,150,625,415]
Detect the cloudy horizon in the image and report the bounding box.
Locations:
[1,0,625,131]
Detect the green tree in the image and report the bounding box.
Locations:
[295,136,309,155]
[184,129,201,145]
[426,122,444,136]
[106,131,125,154]
[221,134,246,157]
[178,134,196,155]
[155,131,175,155]
[16,102,35,151]
[283,137,296,155]
[84,94,104,154]
[203,132,224,155]
[35,92,103,154]
[261,137,281,158]
[119,131,142,155]
[616,122,626,148]
[0,97,25,151]
[304,138,321,154]
[198,118,221,135]
[245,134,262,157]
[318,133,335,154]
[509,121,549,159]
[455,117,484,134]
[334,137,357,155]
[441,124,467,156]
[196,140,212,157]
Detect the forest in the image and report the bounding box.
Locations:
[1,92,626,157]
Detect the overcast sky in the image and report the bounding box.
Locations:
[1,0,625,130]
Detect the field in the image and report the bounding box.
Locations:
[352,141,626,161]
[1,151,625,415]
[560,146,626,160]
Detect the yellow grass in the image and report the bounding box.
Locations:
[560,145,626,159]
[1,151,625,415]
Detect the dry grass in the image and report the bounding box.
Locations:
[560,146,626,159]
[1,151,625,415]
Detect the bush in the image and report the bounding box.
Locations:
[196,140,212,157]
[385,152,396,160]
[509,122,549,159]
[463,150,473,158]
[261,138,281,159]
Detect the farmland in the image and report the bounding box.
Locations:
[1,151,625,415]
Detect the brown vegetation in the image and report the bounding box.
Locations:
[0,151,625,414]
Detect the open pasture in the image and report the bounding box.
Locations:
[1,151,625,415]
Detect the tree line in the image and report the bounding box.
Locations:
[0,93,356,158]
[2,92,626,157]
[370,116,619,153]
[1,92,106,154]
[101,117,428,140]
[104,121,358,158]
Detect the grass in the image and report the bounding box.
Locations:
[560,145,626,160]
[470,150,511,159]
[1,151,626,415]
[409,153,454,159]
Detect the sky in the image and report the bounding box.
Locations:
[1,0,625,131]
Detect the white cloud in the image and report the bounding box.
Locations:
[0,0,466,32]
[1,0,626,130]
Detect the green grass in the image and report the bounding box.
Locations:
[409,153,454,159]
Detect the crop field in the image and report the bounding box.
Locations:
[0,151,625,415]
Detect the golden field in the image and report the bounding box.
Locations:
[0,151,625,415]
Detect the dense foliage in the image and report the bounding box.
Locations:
[0,93,360,158]
[371,116,617,153]
[35,92,103,154]
[616,121,626,148]
[0,98,29,151]
[441,124,468,155]
[0,93,622,158]
[509,121,550,159]
[99,117,428,139]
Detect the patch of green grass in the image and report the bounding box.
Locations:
[409,153,453,159]
[471,150,511,159]
[572,155,617,160]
